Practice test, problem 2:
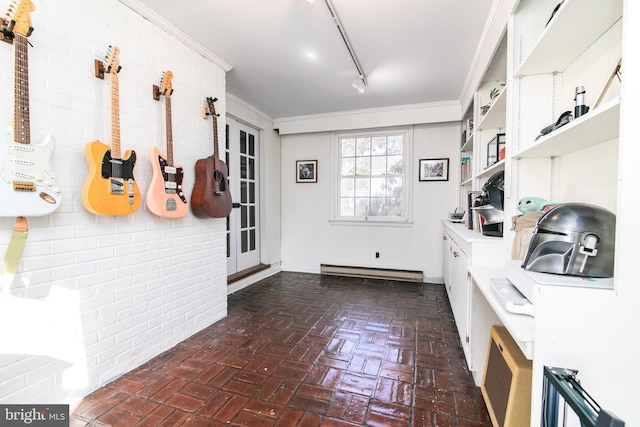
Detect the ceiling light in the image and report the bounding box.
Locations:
[352,76,366,94]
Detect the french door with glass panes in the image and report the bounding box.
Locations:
[226,117,260,275]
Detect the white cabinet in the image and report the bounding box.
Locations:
[442,230,470,355]
[442,222,505,380]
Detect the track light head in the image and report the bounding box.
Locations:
[352,76,366,94]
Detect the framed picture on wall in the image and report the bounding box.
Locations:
[419,158,449,182]
[296,160,318,183]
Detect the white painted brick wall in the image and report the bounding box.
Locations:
[0,0,229,404]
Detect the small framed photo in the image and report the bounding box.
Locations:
[419,158,449,182]
[296,160,318,183]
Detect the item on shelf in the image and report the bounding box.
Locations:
[573,86,589,118]
[535,111,573,141]
[593,57,622,110]
[517,197,548,214]
[486,133,505,168]
[449,208,465,222]
[461,130,466,147]
[522,203,616,278]
[511,211,545,260]
[466,191,483,230]
[490,278,534,316]
[545,0,565,27]
[466,118,474,133]
[472,170,504,237]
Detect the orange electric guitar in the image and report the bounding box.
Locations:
[146,71,188,218]
[190,97,232,218]
[82,46,141,215]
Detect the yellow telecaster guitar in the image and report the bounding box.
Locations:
[82,46,141,215]
[146,71,188,218]
[0,0,62,216]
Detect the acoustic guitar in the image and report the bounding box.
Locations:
[0,0,62,217]
[82,46,141,216]
[191,97,232,219]
[146,71,188,218]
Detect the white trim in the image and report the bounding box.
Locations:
[117,0,232,72]
[227,263,282,295]
[275,101,460,134]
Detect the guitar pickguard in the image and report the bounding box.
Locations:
[0,127,62,217]
[157,155,187,203]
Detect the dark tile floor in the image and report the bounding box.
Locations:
[71,272,491,426]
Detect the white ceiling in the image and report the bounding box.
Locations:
[132,0,495,119]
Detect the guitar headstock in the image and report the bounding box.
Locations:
[206,97,220,118]
[2,0,35,39]
[104,45,121,75]
[160,71,174,97]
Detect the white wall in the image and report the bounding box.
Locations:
[280,122,460,282]
[0,0,228,404]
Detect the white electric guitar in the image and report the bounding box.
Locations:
[0,0,61,217]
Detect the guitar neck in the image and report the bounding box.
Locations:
[110,72,122,159]
[212,114,220,164]
[165,96,174,166]
[14,33,31,146]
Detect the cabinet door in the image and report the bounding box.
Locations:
[449,241,471,360]
[442,234,452,294]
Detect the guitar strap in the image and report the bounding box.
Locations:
[1,217,28,293]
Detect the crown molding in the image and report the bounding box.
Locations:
[118,0,232,72]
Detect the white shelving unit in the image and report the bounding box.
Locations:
[445,0,636,424]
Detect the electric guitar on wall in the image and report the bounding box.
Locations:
[146,71,188,218]
[82,46,141,216]
[190,97,232,219]
[0,0,62,217]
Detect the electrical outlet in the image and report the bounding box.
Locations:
[375,252,380,258]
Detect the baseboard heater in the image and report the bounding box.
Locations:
[320,264,423,282]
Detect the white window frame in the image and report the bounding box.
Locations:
[330,127,413,226]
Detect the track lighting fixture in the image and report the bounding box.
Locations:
[352,76,366,94]
[323,0,368,93]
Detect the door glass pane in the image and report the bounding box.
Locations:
[240,131,247,154]
[241,205,247,228]
[249,182,255,203]
[241,230,248,253]
[241,181,247,203]
[240,157,247,179]
[249,134,255,156]
[250,229,256,251]
[249,158,255,180]
[250,206,255,227]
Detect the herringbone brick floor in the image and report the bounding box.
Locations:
[71,272,491,426]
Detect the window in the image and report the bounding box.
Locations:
[333,128,412,223]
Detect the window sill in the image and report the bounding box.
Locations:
[328,218,414,227]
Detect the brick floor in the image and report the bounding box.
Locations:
[71,272,491,426]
